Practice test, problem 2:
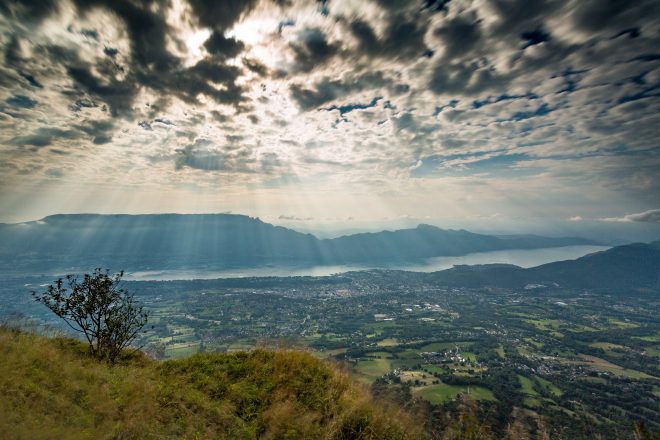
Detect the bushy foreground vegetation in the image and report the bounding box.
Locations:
[0,326,425,440]
[32,269,148,364]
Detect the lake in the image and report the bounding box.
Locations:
[124,245,610,281]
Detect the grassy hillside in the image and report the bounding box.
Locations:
[0,327,425,440]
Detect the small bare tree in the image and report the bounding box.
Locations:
[33,268,148,363]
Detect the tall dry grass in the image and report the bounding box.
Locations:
[0,326,426,439]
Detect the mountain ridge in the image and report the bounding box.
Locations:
[427,240,660,290]
[0,213,599,273]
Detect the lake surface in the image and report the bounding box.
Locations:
[125,245,610,281]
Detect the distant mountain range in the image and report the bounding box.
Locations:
[427,240,660,290]
[0,213,597,273]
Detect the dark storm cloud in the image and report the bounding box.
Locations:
[91,135,112,145]
[3,36,22,66]
[423,0,450,13]
[425,0,660,100]
[0,0,658,195]
[72,0,178,75]
[20,73,43,88]
[171,138,256,173]
[5,94,37,108]
[392,112,416,132]
[429,62,511,96]
[290,79,354,110]
[66,1,182,113]
[243,58,268,76]
[3,37,44,89]
[69,98,98,112]
[79,28,100,40]
[103,47,119,58]
[179,59,244,104]
[322,97,381,117]
[10,127,79,148]
[290,27,339,72]
[0,0,256,121]
[374,0,411,12]
[76,119,115,145]
[154,118,174,126]
[571,0,660,34]
[0,0,59,22]
[520,28,551,49]
[204,32,245,58]
[487,0,560,37]
[175,141,229,171]
[348,16,429,60]
[187,0,258,30]
[433,13,481,60]
[425,1,559,97]
[290,72,402,110]
[8,118,115,148]
[67,63,137,117]
[72,0,250,109]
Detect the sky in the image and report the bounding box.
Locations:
[0,0,659,240]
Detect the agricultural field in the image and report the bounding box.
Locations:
[2,270,658,439]
[415,382,495,404]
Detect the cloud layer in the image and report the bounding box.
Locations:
[0,0,659,226]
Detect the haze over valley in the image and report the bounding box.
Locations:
[1,213,606,278]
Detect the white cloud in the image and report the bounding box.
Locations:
[601,209,660,224]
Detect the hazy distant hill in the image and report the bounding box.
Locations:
[321,224,595,261]
[0,213,596,273]
[429,241,660,290]
[0,214,319,272]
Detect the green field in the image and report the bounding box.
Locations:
[523,319,564,337]
[590,342,627,350]
[353,358,392,383]
[519,375,538,396]
[423,365,448,375]
[399,370,434,385]
[523,397,541,408]
[164,342,201,358]
[524,337,545,348]
[634,332,660,343]
[607,319,639,329]
[535,376,563,397]
[518,374,564,399]
[594,365,656,379]
[386,349,424,369]
[568,324,599,333]
[564,355,659,380]
[312,348,347,359]
[420,341,473,352]
[365,351,394,358]
[643,345,660,357]
[414,382,495,404]
[376,338,399,347]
